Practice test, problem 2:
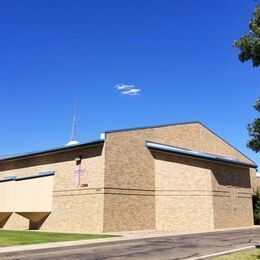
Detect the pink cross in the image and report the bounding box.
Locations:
[73,165,85,187]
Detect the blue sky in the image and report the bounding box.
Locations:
[0,0,259,167]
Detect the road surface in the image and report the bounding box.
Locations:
[3,228,260,260]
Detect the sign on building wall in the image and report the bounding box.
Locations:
[73,164,85,188]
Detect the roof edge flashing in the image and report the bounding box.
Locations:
[104,121,201,134]
[0,139,104,163]
[16,172,55,182]
[146,141,257,169]
[0,171,55,183]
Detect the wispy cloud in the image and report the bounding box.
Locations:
[121,88,141,96]
[115,84,141,96]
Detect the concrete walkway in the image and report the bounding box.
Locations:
[0,226,260,259]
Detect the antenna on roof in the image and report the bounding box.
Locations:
[65,102,80,146]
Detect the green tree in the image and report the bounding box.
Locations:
[233,5,260,153]
[247,99,260,153]
[253,189,260,224]
[233,5,260,66]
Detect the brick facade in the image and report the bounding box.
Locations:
[0,145,105,233]
[0,122,257,232]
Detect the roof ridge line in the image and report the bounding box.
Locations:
[103,121,201,134]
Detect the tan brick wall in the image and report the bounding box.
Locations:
[103,122,254,232]
[40,193,104,233]
[154,153,214,231]
[153,151,254,231]
[150,123,253,164]
[103,193,155,232]
[103,131,156,231]
[0,145,105,233]
[211,164,254,228]
[104,122,252,188]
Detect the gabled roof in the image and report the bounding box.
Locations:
[0,139,104,163]
[102,121,255,164]
[146,141,257,169]
[0,121,255,166]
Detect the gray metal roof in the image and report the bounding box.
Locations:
[146,141,257,169]
[0,139,104,163]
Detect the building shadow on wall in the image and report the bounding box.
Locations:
[151,150,251,189]
[0,213,12,228]
[211,167,251,189]
[16,212,51,230]
[29,214,50,230]
[0,213,51,230]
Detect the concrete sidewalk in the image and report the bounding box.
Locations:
[0,225,260,258]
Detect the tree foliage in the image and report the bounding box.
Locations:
[247,99,260,153]
[233,5,260,66]
[253,189,260,224]
[233,5,260,153]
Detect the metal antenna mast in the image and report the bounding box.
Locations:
[65,102,79,146]
[71,102,77,141]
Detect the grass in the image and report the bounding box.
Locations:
[213,249,260,260]
[0,230,117,247]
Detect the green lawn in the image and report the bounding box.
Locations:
[0,230,117,247]
[213,249,260,260]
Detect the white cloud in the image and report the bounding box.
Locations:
[122,88,141,96]
[115,84,134,90]
[115,84,141,96]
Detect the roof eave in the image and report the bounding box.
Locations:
[0,139,104,163]
[146,141,257,169]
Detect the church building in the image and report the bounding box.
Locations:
[0,122,258,233]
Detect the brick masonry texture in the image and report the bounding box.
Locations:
[103,123,255,232]
[154,153,214,231]
[0,145,105,233]
[0,122,257,233]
